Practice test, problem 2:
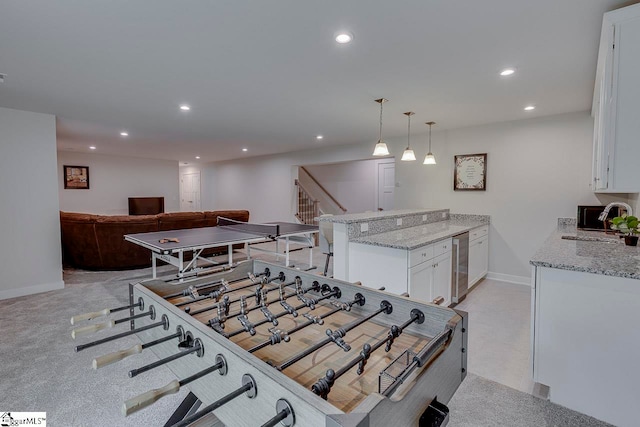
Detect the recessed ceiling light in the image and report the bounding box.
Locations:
[242,148,248,152]
[179,104,191,111]
[120,131,129,137]
[524,105,536,111]
[500,68,515,76]
[195,156,200,159]
[335,32,354,44]
[316,135,323,140]
[89,146,96,150]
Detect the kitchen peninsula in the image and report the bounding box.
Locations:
[530,220,640,427]
[319,209,489,306]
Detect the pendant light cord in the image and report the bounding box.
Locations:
[407,114,411,149]
[428,123,432,152]
[379,103,383,142]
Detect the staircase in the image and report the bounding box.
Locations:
[294,167,347,227]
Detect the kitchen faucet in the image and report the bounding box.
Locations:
[598,202,633,221]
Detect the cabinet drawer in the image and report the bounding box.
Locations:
[410,244,434,267]
[470,226,489,241]
[433,238,452,257]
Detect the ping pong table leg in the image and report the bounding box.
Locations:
[285,237,290,267]
[152,254,157,279]
[309,236,313,267]
[228,244,233,265]
[178,250,184,279]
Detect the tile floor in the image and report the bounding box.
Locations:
[455,279,535,395]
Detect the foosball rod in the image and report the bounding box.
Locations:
[70,297,144,325]
[214,282,320,317]
[181,275,297,313]
[227,285,344,340]
[277,300,393,371]
[71,306,156,339]
[247,293,364,353]
[170,269,275,304]
[311,309,425,399]
[128,336,204,378]
[205,280,320,329]
[74,314,169,352]
[92,326,185,369]
[122,354,227,416]
[169,374,257,427]
[260,399,295,427]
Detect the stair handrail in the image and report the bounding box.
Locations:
[300,166,347,213]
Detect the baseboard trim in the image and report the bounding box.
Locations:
[0,280,65,300]
[486,272,531,286]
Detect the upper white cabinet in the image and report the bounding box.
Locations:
[592,4,640,192]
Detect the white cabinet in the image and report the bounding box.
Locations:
[349,238,452,306]
[468,226,489,287]
[409,261,433,303]
[408,242,452,307]
[531,266,640,427]
[592,4,640,192]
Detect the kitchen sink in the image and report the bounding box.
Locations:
[561,235,619,243]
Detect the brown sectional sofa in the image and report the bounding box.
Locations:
[60,210,250,270]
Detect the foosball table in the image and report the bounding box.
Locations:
[71,260,468,426]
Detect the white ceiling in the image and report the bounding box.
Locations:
[0,0,633,163]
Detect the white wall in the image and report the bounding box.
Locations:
[304,159,389,214]
[394,111,618,281]
[0,107,64,299]
[206,144,381,222]
[205,110,628,283]
[58,152,180,214]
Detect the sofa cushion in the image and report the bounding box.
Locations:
[94,215,159,270]
[158,212,208,231]
[60,212,101,269]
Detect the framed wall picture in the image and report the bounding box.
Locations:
[64,165,90,189]
[454,153,487,191]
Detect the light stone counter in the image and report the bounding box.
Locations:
[351,219,488,250]
[530,226,640,280]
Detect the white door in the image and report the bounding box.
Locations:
[377,162,395,211]
[180,172,201,211]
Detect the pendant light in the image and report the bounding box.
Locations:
[423,121,437,165]
[372,98,390,156]
[401,112,416,161]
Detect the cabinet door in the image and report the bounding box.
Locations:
[478,235,489,278]
[468,238,481,286]
[432,252,452,306]
[409,261,434,303]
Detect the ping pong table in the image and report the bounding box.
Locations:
[124,217,319,279]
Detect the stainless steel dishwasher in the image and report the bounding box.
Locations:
[451,232,469,304]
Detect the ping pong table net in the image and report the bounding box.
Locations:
[217,217,280,239]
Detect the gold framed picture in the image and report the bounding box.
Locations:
[454,154,486,191]
[64,165,90,189]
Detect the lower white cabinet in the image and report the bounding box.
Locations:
[468,228,489,287]
[409,250,452,307]
[348,238,452,306]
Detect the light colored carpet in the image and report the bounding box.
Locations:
[0,249,613,426]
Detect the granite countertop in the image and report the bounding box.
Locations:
[530,227,640,280]
[317,208,446,224]
[350,219,488,250]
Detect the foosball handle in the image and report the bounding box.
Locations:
[71,320,116,339]
[93,344,143,369]
[122,379,180,416]
[70,309,111,325]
